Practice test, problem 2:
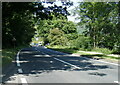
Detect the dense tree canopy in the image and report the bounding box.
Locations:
[2,2,35,48]
[2,2,74,48]
[34,13,77,45]
[75,2,119,52]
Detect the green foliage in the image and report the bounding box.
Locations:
[69,35,92,50]
[2,45,28,66]
[47,28,68,46]
[91,47,113,54]
[65,33,78,40]
[35,14,77,46]
[47,45,78,54]
[36,15,77,37]
[2,2,35,48]
[75,2,119,52]
[2,57,12,67]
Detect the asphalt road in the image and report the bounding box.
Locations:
[2,46,119,84]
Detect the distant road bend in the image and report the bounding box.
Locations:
[2,46,119,84]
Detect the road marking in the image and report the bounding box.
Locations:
[35,47,80,69]
[35,47,119,66]
[83,57,119,66]
[17,61,20,67]
[21,78,28,85]
[114,81,119,83]
[16,50,21,67]
[97,60,119,66]
[54,57,81,69]
[18,68,23,73]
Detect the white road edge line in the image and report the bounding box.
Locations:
[114,81,120,83]
[97,60,119,66]
[16,49,28,85]
[35,47,119,66]
[83,56,119,66]
[18,68,23,73]
[21,78,28,85]
[16,50,22,67]
[16,61,20,67]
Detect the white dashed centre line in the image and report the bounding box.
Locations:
[21,78,28,85]
[18,68,23,73]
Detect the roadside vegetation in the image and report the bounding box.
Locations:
[2,2,73,66]
[32,2,119,61]
[47,45,120,60]
[45,2,119,60]
[2,45,28,67]
[2,3,36,66]
[2,2,120,66]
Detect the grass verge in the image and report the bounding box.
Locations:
[77,52,120,60]
[47,45,79,54]
[2,45,28,67]
[47,45,120,60]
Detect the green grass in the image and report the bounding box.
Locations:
[47,45,78,54]
[2,45,28,67]
[47,45,120,60]
[77,51,120,60]
[91,47,113,54]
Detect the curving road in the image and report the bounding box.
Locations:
[2,46,119,84]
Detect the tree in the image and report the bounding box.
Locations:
[2,2,35,48]
[35,14,77,45]
[32,1,77,45]
[47,28,68,46]
[76,2,119,49]
[33,1,73,20]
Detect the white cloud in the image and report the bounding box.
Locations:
[67,0,81,23]
[54,1,62,6]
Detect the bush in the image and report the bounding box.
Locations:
[69,35,92,50]
[91,47,113,54]
[47,28,68,46]
[2,57,12,66]
[112,48,120,54]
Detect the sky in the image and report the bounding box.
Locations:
[55,0,83,23]
[67,0,80,23]
[42,0,82,23]
[54,0,81,23]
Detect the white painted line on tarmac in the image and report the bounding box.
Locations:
[17,61,20,67]
[97,60,119,66]
[35,47,119,67]
[54,57,81,69]
[114,81,120,83]
[18,68,23,73]
[16,50,21,67]
[83,57,119,66]
[21,78,28,85]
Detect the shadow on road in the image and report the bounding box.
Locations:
[20,48,112,75]
[2,47,115,83]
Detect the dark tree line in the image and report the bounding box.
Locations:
[2,2,73,48]
[75,2,120,53]
[2,2,35,48]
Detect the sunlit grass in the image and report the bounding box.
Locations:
[47,45,79,54]
[2,45,28,67]
[77,51,120,60]
[91,47,113,54]
[47,45,120,60]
